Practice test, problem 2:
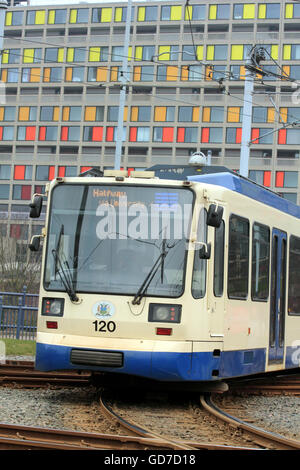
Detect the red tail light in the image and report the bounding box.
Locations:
[156,328,172,336]
[46,321,58,329]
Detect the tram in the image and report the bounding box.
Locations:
[29,162,300,389]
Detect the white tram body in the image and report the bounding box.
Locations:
[32,166,300,384]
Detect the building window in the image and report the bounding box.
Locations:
[182,45,203,61]
[226,127,242,144]
[251,128,274,144]
[23,48,42,64]
[5,10,23,26]
[40,107,59,122]
[69,8,89,24]
[138,6,157,21]
[1,49,20,64]
[83,127,103,142]
[201,127,223,143]
[38,126,58,141]
[88,47,109,62]
[18,107,37,121]
[207,45,228,61]
[58,166,77,177]
[249,170,271,187]
[22,67,41,83]
[157,65,178,81]
[153,127,174,142]
[92,7,112,23]
[48,9,67,24]
[178,107,200,122]
[154,107,175,122]
[61,126,80,141]
[62,106,82,122]
[17,126,36,141]
[45,48,64,63]
[158,46,178,61]
[0,185,9,199]
[10,224,28,240]
[0,165,11,180]
[1,68,19,83]
[161,5,182,21]
[177,127,198,143]
[84,106,104,122]
[258,3,280,19]
[13,184,31,200]
[275,171,298,188]
[0,106,16,122]
[133,65,154,81]
[14,165,33,180]
[0,126,14,141]
[209,4,230,20]
[233,4,255,19]
[203,107,224,123]
[26,10,45,25]
[65,67,85,82]
[87,66,108,82]
[36,165,55,181]
[185,4,206,20]
[43,67,62,83]
[66,48,86,63]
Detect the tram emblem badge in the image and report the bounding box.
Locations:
[93,301,115,319]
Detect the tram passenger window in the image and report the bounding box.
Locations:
[251,223,270,301]
[288,235,300,315]
[192,208,207,299]
[214,220,224,297]
[228,214,249,299]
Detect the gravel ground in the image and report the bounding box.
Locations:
[1,356,299,442]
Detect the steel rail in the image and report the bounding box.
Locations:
[201,394,300,450]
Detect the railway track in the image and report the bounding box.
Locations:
[228,373,300,395]
[0,361,91,387]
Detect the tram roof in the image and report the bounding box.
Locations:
[148,165,300,219]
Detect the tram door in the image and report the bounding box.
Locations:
[268,229,287,364]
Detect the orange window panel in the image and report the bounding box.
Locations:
[279,108,288,123]
[58,166,65,177]
[65,68,73,81]
[192,107,200,122]
[19,107,30,121]
[202,107,211,122]
[53,107,60,121]
[240,65,246,80]
[133,66,141,81]
[0,108,4,121]
[49,166,55,181]
[201,128,209,143]
[26,126,36,140]
[162,127,174,142]
[181,65,189,81]
[111,66,118,82]
[282,65,290,78]
[31,68,41,82]
[97,67,107,82]
[205,65,213,81]
[166,66,178,81]
[154,107,166,121]
[85,106,96,121]
[62,107,70,121]
[263,171,271,187]
[251,128,260,144]
[131,107,139,121]
[123,106,128,122]
[278,128,287,145]
[227,107,240,123]
[129,127,137,142]
[14,165,25,180]
[43,68,50,82]
[177,128,185,143]
[267,108,275,123]
[236,128,242,143]
[1,69,7,82]
[276,171,284,187]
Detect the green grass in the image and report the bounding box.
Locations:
[1,338,36,356]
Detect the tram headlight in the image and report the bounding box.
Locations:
[148,304,181,323]
[42,298,65,316]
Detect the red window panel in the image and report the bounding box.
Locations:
[49,166,55,181]
[21,185,31,200]
[92,126,103,142]
[263,171,271,187]
[129,127,137,142]
[275,171,284,187]
[162,127,174,142]
[127,167,134,175]
[80,166,92,174]
[61,126,69,141]
[39,126,46,141]
[10,224,21,239]
[26,126,36,141]
[201,128,209,143]
[106,126,114,142]
[14,165,25,180]
[251,128,260,144]
[0,127,3,141]
[58,166,65,177]
[177,128,185,143]
[278,129,287,145]
[236,128,242,144]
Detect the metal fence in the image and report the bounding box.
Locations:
[0,286,38,340]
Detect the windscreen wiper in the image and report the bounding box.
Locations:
[52,225,79,302]
[132,239,174,305]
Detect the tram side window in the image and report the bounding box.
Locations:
[192,208,207,299]
[251,223,270,301]
[214,220,224,297]
[228,214,249,299]
[288,235,300,315]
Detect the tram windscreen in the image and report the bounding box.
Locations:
[44,184,193,298]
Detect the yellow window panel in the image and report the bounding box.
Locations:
[285,4,293,19]
[227,107,240,123]
[97,67,107,82]
[197,46,203,61]
[181,66,189,81]
[5,12,12,26]
[267,108,275,123]
[128,46,133,61]
[192,107,200,122]
[243,4,255,19]
[133,66,141,81]
[231,45,243,61]
[131,107,138,121]
[65,67,73,81]
[279,108,288,123]
[154,107,166,121]
[206,46,214,61]
[185,6,192,20]
[85,106,96,121]
[35,11,45,24]
[158,46,170,60]
[115,8,122,22]
[111,66,119,82]
[67,48,74,62]
[1,50,8,64]
[135,46,143,61]
[167,66,178,81]
[209,5,217,20]
[283,45,291,60]
[171,6,182,20]
[53,107,60,122]
[19,107,30,121]
[57,49,64,63]
[43,68,50,82]
[0,107,4,121]
[258,4,266,18]
[271,45,278,60]
[31,68,41,82]
[23,49,34,64]
[101,8,112,22]
[1,69,7,82]
[138,7,145,21]
[202,107,211,122]
[48,10,55,24]
[70,9,77,23]
[62,107,70,121]
[89,47,100,62]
